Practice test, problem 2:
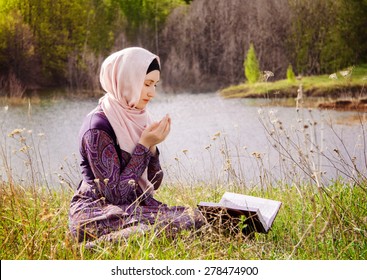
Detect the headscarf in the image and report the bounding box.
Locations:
[99,47,160,194]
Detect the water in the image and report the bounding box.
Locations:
[1,92,366,187]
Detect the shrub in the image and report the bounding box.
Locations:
[244,43,260,84]
[286,64,296,82]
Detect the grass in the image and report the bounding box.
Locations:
[1,180,366,260]
[1,116,367,260]
[220,64,367,99]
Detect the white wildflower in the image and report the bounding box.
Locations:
[329,73,338,80]
[263,70,274,82]
[339,70,350,77]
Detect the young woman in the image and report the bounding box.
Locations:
[69,47,205,242]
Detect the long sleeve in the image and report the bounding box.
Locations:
[147,150,164,190]
[81,128,154,205]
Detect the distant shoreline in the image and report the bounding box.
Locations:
[220,84,367,111]
[219,65,367,111]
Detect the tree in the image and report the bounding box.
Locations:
[286,64,296,82]
[244,43,260,84]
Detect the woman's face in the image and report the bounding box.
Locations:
[135,70,160,110]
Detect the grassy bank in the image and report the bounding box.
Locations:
[1,179,366,260]
[220,65,367,99]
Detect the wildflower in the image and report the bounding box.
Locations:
[271,118,278,124]
[329,73,338,80]
[8,128,24,137]
[339,70,350,78]
[263,70,274,82]
[252,152,261,159]
[339,69,351,78]
[19,146,28,152]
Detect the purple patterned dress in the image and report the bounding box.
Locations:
[69,106,205,242]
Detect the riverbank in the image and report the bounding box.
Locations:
[1,180,366,260]
[220,65,367,111]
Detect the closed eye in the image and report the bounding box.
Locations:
[145,79,159,87]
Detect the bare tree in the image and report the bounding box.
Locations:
[160,0,291,92]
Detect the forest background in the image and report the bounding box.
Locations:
[0,0,367,97]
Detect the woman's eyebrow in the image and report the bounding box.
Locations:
[145,79,160,83]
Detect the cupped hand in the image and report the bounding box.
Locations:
[139,114,171,148]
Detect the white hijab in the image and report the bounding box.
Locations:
[99,47,160,194]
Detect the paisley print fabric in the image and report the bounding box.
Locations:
[69,107,205,242]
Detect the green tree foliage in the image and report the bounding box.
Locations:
[244,43,260,84]
[286,0,367,75]
[0,0,122,91]
[0,7,40,95]
[0,0,186,93]
[117,0,186,52]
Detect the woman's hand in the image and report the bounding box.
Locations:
[139,114,171,149]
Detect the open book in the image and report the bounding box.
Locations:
[198,192,282,234]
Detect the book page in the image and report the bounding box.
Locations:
[220,192,281,229]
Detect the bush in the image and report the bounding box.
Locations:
[286,64,296,82]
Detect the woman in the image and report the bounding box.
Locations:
[69,47,205,243]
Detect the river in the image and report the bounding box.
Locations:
[1,92,366,188]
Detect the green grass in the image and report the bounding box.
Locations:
[220,64,367,98]
[1,180,366,260]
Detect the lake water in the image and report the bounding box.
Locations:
[1,92,366,188]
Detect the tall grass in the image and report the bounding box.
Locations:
[1,105,367,259]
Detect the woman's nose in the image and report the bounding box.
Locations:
[147,87,156,98]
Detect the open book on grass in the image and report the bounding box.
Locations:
[198,192,282,234]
